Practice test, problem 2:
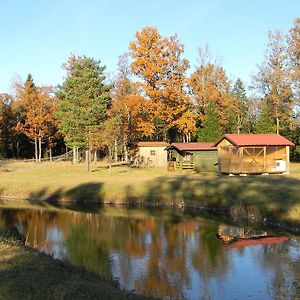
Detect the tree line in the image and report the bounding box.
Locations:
[0,18,299,162]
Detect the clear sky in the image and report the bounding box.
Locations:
[0,0,299,94]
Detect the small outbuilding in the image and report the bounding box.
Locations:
[213,134,294,175]
[135,142,169,167]
[166,142,217,171]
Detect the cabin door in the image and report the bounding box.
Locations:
[242,147,265,173]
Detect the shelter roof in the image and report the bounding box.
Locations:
[167,142,216,151]
[137,142,169,147]
[213,134,294,147]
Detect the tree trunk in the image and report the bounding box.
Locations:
[73,146,77,164]
[38,137,42,162]
[93,150,97,163]
[123,136,128,163]
[114,140,118,162]
[16,141,19,159]
[49,147,52,162]
[85,149,90,172]
[109,146,112,175]
[34,137,38,162]
[237,113,241,134]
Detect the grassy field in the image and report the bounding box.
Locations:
[0,228,147,300]
[1,160,300,227]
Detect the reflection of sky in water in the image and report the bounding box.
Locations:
[0,207,299,299]
[43,227,68,260]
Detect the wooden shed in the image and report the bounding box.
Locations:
[135,142,169,167]
[166,142,217,171]
[213,134,294,175]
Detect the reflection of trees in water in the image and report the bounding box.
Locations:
[191,223,229,298]
[134,221,190,298]
[3,207,299,298]
[0,208,229,298]
[257,240,300,298]
[66,223,112,279]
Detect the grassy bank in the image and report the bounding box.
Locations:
[1,160,300,228]
[0,227,147,300]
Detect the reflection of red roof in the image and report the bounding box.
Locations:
[137,142,169,147]
[214,134,294,147]
[229,237,289,249]
[169,142,216,151]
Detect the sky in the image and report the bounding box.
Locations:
[0,0,299,94]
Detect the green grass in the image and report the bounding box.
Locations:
[0,228,147,300]
[1,160,300,227]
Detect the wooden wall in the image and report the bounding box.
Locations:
[138,146,168,167]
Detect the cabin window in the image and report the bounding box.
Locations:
[150,150,156,155]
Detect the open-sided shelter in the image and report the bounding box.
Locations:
[213,134,294,175]
[166,142,217,171]
[136,142,169,167]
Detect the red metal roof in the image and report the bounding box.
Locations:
[137,142,169,147]
[228,237,289,249]
[169,142,216,151]
[214,134,294,147]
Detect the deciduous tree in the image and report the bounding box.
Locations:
[253,31,293,134]
[16,75,58,162]
[189,54,235,131]
[129,27,193,141]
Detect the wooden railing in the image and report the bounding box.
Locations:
[174,161,194,170]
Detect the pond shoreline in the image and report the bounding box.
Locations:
[1,195,300,234]
[0,227,148,300]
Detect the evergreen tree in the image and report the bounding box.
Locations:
[197,102,223,142]
[57,55,111,163]
[231,78,248,133]
[254,103,276,133]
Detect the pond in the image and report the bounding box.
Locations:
[0,205,299,299]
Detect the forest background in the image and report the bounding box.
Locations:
[0,18,299,163]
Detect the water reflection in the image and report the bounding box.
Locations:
[0,206,299,299]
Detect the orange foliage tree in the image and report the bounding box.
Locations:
[129,27,195,141]
[109,54,155,161]
[16,74,58,162]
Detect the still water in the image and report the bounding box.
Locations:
[0,205,299,299]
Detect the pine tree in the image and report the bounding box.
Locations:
[197,102,223,142]
[231,78,248,133]
[254,103,276,133]
[57,55,111,163]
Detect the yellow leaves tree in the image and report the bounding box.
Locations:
[129,27,195,141]
[253,31,293,134]
[189,61,236,131]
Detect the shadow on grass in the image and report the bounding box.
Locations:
[5,172,300,227]
[138,175,300,226]
[24,183,104,214]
